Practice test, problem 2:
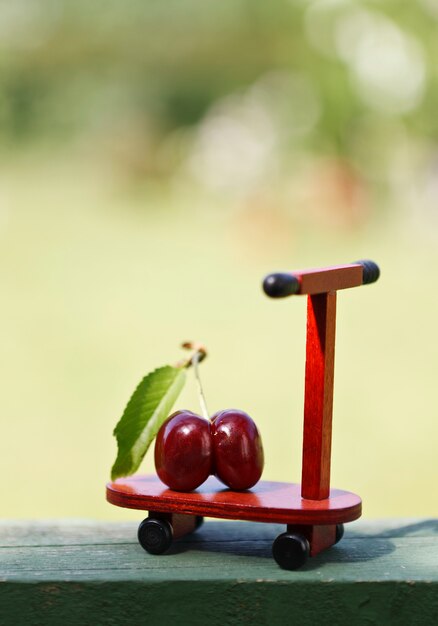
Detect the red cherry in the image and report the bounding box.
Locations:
[154,408,264,492]
[211,409,264,490]
[154,410,212,491]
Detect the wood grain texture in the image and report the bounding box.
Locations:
[292,263,363,295]
[0,519,437,625]
[106,474,361,525]
[301,291,337,500]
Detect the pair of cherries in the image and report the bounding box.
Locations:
[154,408,264,492]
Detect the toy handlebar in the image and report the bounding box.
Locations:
[262,258,380,501]
[263,260,380,297]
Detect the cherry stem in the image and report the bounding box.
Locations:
[175,341,210,421]
[175,341,207,370]
[191,351,210,421]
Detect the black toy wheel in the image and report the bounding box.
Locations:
[138,518,173,555]
[195,516,204,530]
[272,532,310,570]
[335,523,344,544]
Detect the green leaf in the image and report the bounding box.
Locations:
[111,365,187,480]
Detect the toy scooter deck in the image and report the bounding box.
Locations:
[107,474,361,526]
[107,474,361,566]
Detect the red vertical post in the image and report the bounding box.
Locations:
[301,291,337,500]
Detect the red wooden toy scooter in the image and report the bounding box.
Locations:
[106,260,380,569]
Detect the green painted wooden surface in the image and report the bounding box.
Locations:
[0,518,437,625]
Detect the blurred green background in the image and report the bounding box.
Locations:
[1,0,437,520]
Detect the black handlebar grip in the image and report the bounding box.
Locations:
[262,273,300,298]
[354,260,380,285]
